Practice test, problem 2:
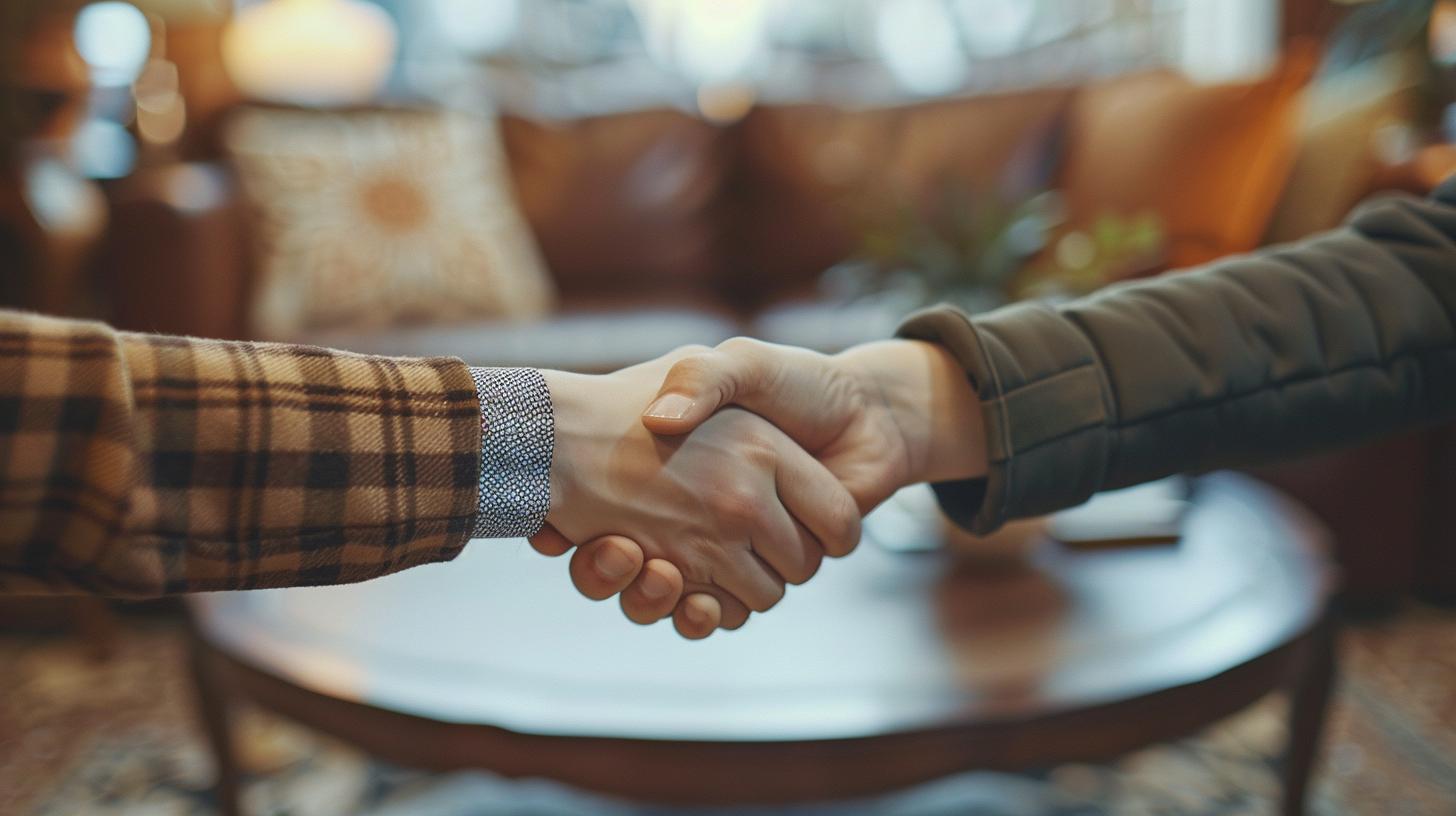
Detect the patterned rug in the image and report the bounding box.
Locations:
[2,605,1453,816]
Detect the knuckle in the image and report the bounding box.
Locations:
[671,343,713,358]
[750,584,785,613]
[666,355,712,384]
[730,555,786,613]
[826,494,862,556]
[665,354,733,406]
[708,486,764,528]
[716,336,763,356]
[762,579,786,612]
[720,608,750,630]
[784,547,823,586]
[668,544,714,586]
[620,595,663,625]
[738,434,779,468]
[716,336,776,391]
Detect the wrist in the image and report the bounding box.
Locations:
[539,369,597,531]
[836,339,987,486]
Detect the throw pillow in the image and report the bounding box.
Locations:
[1060,47,1316,268]
[225,107,554,338]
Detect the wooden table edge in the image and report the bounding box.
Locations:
[186,610,1335,808]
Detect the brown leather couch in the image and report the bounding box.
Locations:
[98,94,1072,368]
[96,58,1314,371]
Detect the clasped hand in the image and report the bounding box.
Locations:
[531,338,987,639]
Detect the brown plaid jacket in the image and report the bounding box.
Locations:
[0,310,481,597]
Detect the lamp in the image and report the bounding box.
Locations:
[221,0,396,107]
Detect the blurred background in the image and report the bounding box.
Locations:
[3,0,1456,813]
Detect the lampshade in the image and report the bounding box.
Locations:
[221,0,396,107]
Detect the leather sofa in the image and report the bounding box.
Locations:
[96,58,1314,371]
[99,97,1070,368]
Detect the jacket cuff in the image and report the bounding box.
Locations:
[468,367,555,538]
[897,303,1115,533]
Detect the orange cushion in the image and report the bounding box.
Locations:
[1061,50,1315,268]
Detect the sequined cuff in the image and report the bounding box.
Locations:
[468,367,554,538]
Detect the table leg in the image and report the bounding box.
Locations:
[186,626,244,816]
[1281,616,1337,816]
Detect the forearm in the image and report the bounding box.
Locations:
[0,309,484,597]
[902,184,1456,532]
[115,333,485,596]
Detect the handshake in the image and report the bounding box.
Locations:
[531,337,988,639]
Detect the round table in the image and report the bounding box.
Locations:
[186,473,1337,815]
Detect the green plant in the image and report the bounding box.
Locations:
[828,180,1060,308]
[1012,211,1165,300]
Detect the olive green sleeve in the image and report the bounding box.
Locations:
[900,180,1456,533]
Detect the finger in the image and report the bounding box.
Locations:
[681,583,750,630]
[708,542,787,614]
[776,441,863,558]
[529,523,575,557]
[751,498,823,586]
[733,549,787,613]
[567,536,645,601]
[641,338,779,436]
[620,559,684,624]
[673,593,722,639]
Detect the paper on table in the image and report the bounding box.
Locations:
[869,477,1190,554]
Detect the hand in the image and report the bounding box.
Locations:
[621,337,988,635]
[529,524,726,637]
[533,352,862,638]
[644,337,988,510]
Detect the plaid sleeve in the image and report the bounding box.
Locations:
[0,310,481,597]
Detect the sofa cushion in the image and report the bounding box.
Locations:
[1060,50,1314,268]
[729,89,1074,309]
[225,107,555,338]
[499,110,730,303]
[294,306,740,374]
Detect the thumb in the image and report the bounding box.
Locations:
[641,350,750,435]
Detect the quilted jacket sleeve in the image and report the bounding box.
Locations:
[900,179,1456,533]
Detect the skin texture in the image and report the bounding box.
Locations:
[536,353,861,639]
[532,338,988,639]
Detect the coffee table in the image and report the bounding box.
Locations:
[186,473,1336,815]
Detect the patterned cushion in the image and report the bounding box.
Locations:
[224,107,554,338]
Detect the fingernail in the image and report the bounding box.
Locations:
[594,547,634,580]
[645,394,694,421]
[639,570,673,599]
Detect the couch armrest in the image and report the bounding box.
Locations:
[98,162,254,339]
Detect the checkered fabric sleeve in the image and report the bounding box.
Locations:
[0,310,482,597]
[466,367,554,539]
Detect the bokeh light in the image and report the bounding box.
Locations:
[875,0,967,95]
[74,2,153,87]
